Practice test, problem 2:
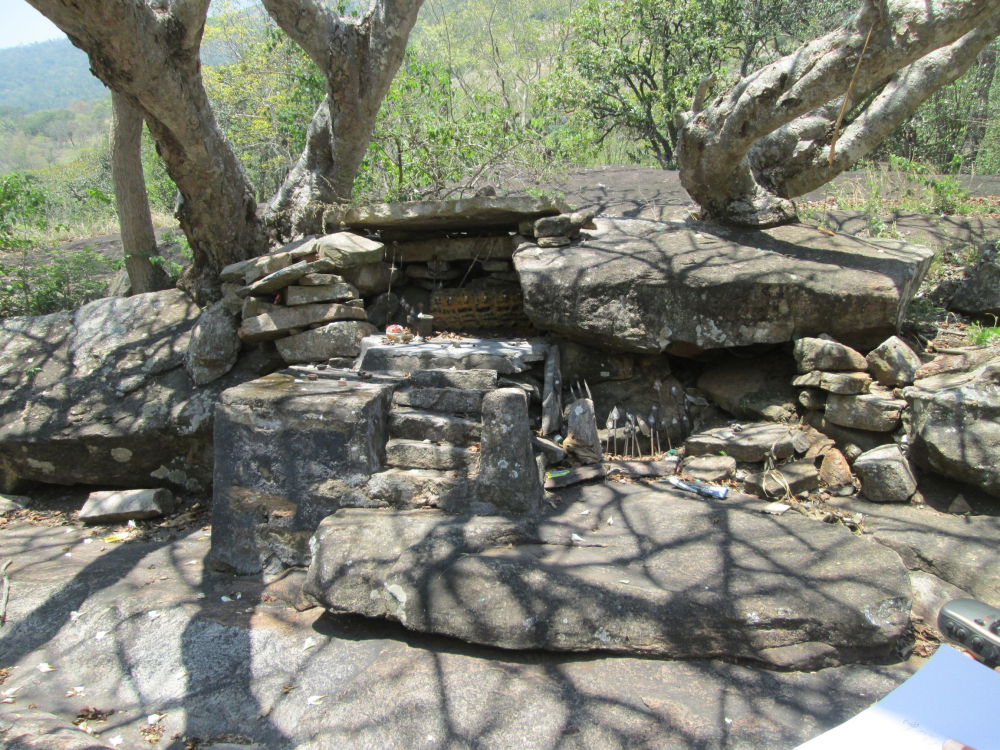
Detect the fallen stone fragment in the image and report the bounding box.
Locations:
[316,232,385,268]
[799,388,827,410]
[793,371,871,394]
[304,491,911,668]
[545,464,606,489]
[80,488,175,524]
[239,303,367,343]
[680,455,736,483]
[793,338,869,373]
[825,389,907,432]
[685,423,798,462]
[819,449,854,488]
[853,445,917,503]
[744,461,820,499]
[533,436,567,464]
[275,321,377,364]
[0,493,29,515]
[478,389,542,515]
[285,282,358,307]
[866,336,921,387]
[185,297,242,386]
[948,494,973,515]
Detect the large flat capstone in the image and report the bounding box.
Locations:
[304,487,911,669]
[0,290,264,493]
[514,218,934,354]
[211,371,398,574]
[324,196,569,233]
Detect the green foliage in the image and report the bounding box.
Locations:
[969,322,1000,346]
[0,245,119,318]
[0,39,108,113]
[0,171,48,253]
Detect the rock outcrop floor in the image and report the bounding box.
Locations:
[8,474,1000,749]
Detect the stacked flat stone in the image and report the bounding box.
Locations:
[792,335,922,503]
[222,232,383,365]
[518,209,597,248]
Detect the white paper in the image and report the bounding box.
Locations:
[797,645,1000,750]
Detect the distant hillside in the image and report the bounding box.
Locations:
[0,38,107,113]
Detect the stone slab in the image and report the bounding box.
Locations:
[238,303,367,343]
[386,235,517,264]
[211,372,396,574]
[385,439,478,472]
[325,196,568,233]
[409,368,498,391]
[478,388,542,515]
[285,283,358,306]
[79,488,175,524]
[359,337,548,374]
[802,411,894,453]
[391,387,483,415]
[305,488,911,668]
[685,423,799,462]
[388,408,482,444]
[248,259,339,297]
[514,218,933,354]
[365,468,471,510]
[274,321,376,364]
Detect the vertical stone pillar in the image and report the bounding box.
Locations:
[478,388,543,515]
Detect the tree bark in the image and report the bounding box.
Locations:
[261,0,425,238]
[27,0,267,302]
[678,0,1000,228]
[109,91,172,295]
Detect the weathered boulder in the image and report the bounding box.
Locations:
[338,262,398,295]
[478,389,542,515]
[211,372,397,574]
[867,336,921,387]
[685,423,798,462]
[854,445,918,503]
[275,321,377,365]
[315,232,385,267]
[949,261,1000,316]
[514,218,933,354]
[0,291,264,493]
[793,338,868,373]
[185,296,243,386]
[304,489,911,668]
[824,389,907,433]
[905,355,1000,497]
[79,488,175,524]
[325,196,568,233]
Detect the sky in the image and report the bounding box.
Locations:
[0,0,66,50]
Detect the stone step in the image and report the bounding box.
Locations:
[392,387,483,416]
[366,468,470,509]
[385,439,479,472]
[389,408,482,445]
[358,336,548,374]
[410,368,499,391]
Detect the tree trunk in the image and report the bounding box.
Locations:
[27,0,267,303]
[678,0,1000,227]
[261,0,425,238]
[109,91,172,295]
[960,41,999,170]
